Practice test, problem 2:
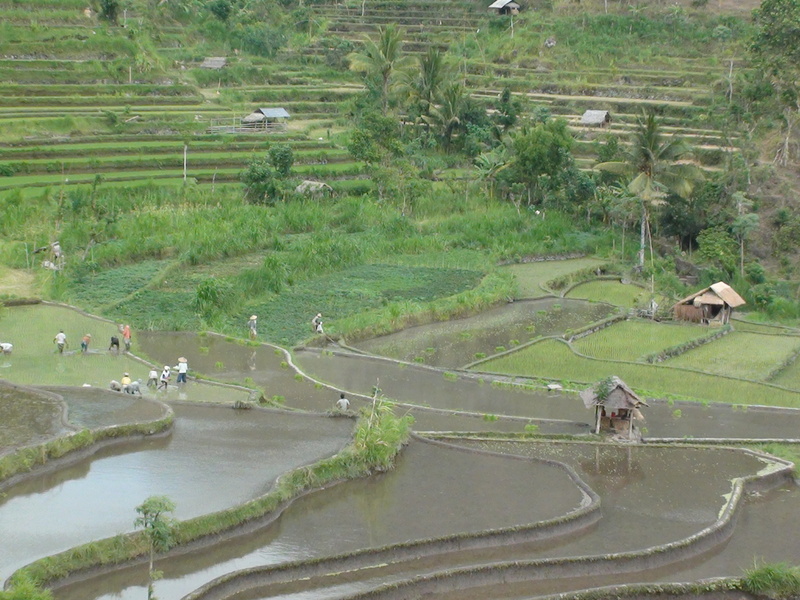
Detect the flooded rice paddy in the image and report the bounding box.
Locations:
[353,298,615,368]
[1,296,799,600]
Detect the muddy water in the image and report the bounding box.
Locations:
[294,350,588,421]
[41,385,167,429]
[54,439,585,600]
[353,298,615,369]
[137,332,336,411]
[0,383,70,452]
[410,409,590,435]
[0,402,352,581]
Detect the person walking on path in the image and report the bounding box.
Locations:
[336,393,350,412]
[248,315,258,340]
[121,324,132,352]
[312,313,322,332]
[53,330,67,354]
[80,333,91,353]
[158,366,171,391]
[176,357,188,384]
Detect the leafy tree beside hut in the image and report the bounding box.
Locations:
[581,376,647,441]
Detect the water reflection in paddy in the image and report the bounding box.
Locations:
[138,332,336,411]
[353,298,615,369]
[54,440,585,600]
[0,403,352,581]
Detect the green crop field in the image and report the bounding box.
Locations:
[565,280,655,307]
[573,319,711,362]
[664,331,800,381]
[501,257,604,298]
[480,338,800,407]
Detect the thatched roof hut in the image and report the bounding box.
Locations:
[580,109,611,127]
[489,0,521,14]
[581,376,647,439]
[200,57,227,69]
[672,281,745,325]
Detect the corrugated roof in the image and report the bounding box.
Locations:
[200,57,227,69]
[257,108,290,118]
[674,281,746,309]
[580,109,610,125]
[489,0,519,8]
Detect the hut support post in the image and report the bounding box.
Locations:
[595,406,601,434]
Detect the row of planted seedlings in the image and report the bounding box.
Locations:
[0,137,342,160]
[0,149,354,177]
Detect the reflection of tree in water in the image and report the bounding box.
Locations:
[248,350,257,371]
[579,446,645,492]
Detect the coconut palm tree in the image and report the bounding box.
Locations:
[424,83,467,151]
[348,24,412,114]
[400,47,451,121]
[595,112,703,267]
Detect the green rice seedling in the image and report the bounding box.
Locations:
[475,352,487,359]
[495,346,506,353]
[280,361,289,369]
[524,423,540,433]
[198,347,209,354]
[274,348,282,355]
[483,414,499,422]
[294,373,304,382]
[426,347,436,354]
[215,361,224,370]
[270,395,286,406]
[510,339,520,346]
[414,356,424,363]
[672,409,682,419]
[314,382,323,389]
[443,372,458,381]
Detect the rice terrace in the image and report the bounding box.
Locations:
[2,0,800,598]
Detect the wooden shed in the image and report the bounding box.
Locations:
[242,108,291,131]
[489,0,521,14]
[200,57,227,69]
[672,281,745,325]
[580,110,611,127]
[581,376,647,440]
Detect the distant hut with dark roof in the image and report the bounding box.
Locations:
[672,282,745,325]
[242,108,291,131]
[581,376,647,440]
[489,0,521,14]
[580,110,611,127]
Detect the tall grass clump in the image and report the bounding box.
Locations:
[741,563,800,599]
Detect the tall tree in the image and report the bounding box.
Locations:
[751,0,800,165]
[596,112,703,267]
[401,47,450,121]
[348,24,412,114]
[424,83,467,151]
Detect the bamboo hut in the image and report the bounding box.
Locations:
[581,377,647,441]
[672,282,745,325]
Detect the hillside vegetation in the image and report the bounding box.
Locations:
[1,0,799,339]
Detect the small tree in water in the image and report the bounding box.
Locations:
[135,496,176,600]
